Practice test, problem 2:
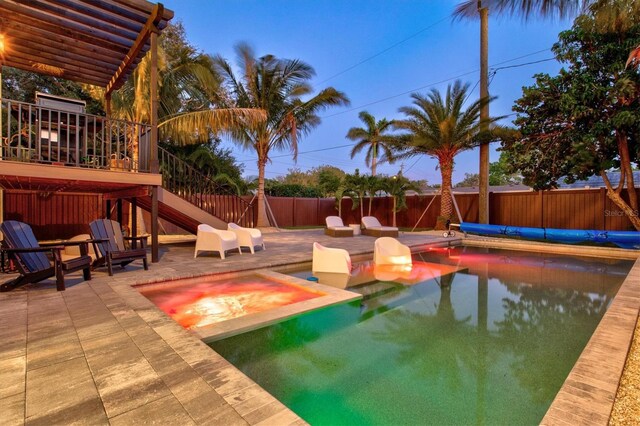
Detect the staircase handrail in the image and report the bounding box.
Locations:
[158,147,254,227]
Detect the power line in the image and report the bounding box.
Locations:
[321,48,555,119]
[492,57,556,71]
[316,15,451,85]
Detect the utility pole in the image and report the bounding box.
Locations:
[478,1,490,224]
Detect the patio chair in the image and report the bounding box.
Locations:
[194,224,241,259]
[374,237,412,266]
[228,223,265,254]
[0,220,92,291]
[361,216,399,238]
[312,242,351,275]
[89,219,148,276]
[324,216,354,237]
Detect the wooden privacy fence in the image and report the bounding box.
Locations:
[265,188,639,231]
[2,188,638,240]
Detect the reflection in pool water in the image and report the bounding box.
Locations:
[140,277,322,329]
[210,247,633,425]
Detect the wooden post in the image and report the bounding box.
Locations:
[478,2,490,224]
[131,197,138,249]
[106,199,111,219]
[151,186,159,262]
[150,28,159,262]
[116,199,123,225]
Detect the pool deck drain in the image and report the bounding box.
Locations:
[0,229,638,425]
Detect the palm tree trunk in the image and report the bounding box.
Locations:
[256,157,270,227]
[438,157,454,230]
[368,194,373,216]
[617,130,638,212]
[392,196,397,227]
[372,143,377,176]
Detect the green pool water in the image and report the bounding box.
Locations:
[209,247,632,425]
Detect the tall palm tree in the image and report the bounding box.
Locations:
[213,43,350,227]
[346,111,397,176]
[101,40,263,166]
[393,81,503,230]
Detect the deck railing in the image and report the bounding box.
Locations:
[0,98,151,172]
[159,147,255,227]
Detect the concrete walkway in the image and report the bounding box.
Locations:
[0,230,451,425]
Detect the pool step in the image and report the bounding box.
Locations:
[349,281,401,300]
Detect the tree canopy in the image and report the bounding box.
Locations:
[502,10,640,229]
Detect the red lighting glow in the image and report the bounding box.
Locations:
[140,278,322,329]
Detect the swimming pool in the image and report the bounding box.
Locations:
[209,246,633,425]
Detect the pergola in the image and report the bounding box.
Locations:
[0,0,175,262]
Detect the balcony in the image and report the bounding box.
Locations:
[1,98,152,172]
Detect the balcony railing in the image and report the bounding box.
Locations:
[0,98,151,172]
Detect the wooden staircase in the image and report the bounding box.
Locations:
[138,148,255,234]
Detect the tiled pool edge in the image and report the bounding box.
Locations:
[194,270,363,342]
[541,258,640,425]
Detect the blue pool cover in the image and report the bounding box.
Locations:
[460,222,640,249]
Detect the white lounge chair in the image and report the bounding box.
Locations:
[324,216,354,237]
[374,237,412,265]
[61,234,97,262]
[361,216,399,237]
[228,222,265,254]
[194,224,241,259]
[312,242,351,275]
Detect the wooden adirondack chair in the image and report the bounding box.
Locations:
[0,220,92,292]
[89,219,148,276]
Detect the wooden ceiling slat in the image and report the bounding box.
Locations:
[2,1,134,48]
[76,0,152,24]
[6,29,121,71]
[17,0,142,41]
[48,0,146,32]
[4,20,129,59]
[114,0,173,20]
[6,57,108,86]
[2,9,131,55]
[10,42,120,76]
[7,54,114,82]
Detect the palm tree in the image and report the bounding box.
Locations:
[382,172,420,227]
[346,111,398,176]
[393,81,503,230]
[344,169,369,219]
[213,43,350,227]
[102,31,263,166]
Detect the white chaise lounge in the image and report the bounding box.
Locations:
[361,216,399,237]
[324,216,354,237]
[194,224,241,259]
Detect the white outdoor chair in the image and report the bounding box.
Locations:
[361,216,399,237]
[312,242,352,275]
[194,224,241,259]
[374,237,412,266]
[61,234,97,262]
[228,222,265,254]
[324,216,354,237]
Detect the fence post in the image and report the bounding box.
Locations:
[538,190,544,228]
[600,187,607,230]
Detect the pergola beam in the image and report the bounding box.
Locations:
[105,3,163,96]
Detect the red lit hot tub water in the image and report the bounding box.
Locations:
[139,276,323,329]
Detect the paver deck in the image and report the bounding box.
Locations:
[1,230,638,425]
[0,230,452,425]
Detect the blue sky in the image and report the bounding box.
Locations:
[162,0,572,185]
